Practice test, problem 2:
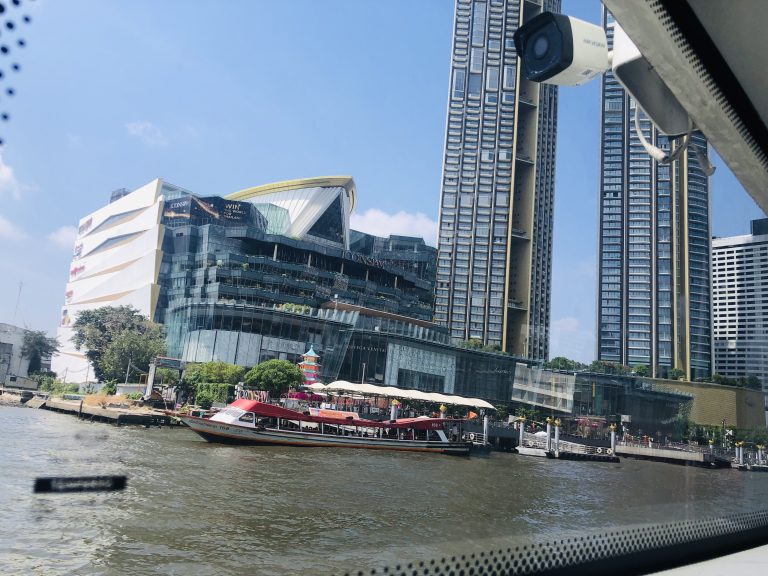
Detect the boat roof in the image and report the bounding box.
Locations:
[306,381,496,410]
[229,399,461,430]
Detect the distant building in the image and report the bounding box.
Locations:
[0,323,31,386]
[52,176,529,404]
[597,7,712,380]
[712,218,768,408]
[513,368,763,434]
[435,0,561,360]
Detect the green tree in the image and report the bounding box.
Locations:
[244,359,304,395]
[183,361,244,385]
[71,306,162,382]
[156,367,180,386]
[195,388,219,409]
[746,375,762,390]
[545,356,586,371]
[588,360,631,375]
[712,373,736,386]
[99,328,167,383]
[668,368,686,380]
[632,364,649,377]
[21,330,59,375]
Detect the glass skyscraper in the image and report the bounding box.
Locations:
[435,0,560,360]
[597,9,712,380]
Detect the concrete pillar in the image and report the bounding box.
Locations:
[610,430,616,454]
[273,244,278,261]
[554,422,560,457]
[518,419,525,447]
[739,445,745,466]
[545,421,552,452]
[390,400,398,421]
[483,415,489,446]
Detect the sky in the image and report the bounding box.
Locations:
[0,0,763,363]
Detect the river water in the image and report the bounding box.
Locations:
[3,406,768,575]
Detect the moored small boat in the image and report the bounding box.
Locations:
[515,446,548,457]
[179,399,471,456]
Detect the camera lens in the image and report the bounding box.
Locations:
[532,34,549,59]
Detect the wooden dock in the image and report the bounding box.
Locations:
[30,397,172,427]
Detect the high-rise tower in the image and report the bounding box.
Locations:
[435,0,560,360]
[596,8,712,379]
[712,218,768,400]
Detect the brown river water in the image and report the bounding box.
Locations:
[3,406,768,575]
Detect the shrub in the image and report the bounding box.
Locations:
[40,379,81,396]
[194,382,233,407]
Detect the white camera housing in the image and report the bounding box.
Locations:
[513,13,609,87]
[514,12,692,138]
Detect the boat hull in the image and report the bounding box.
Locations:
[515,446,548,457]
[179,416,471,456]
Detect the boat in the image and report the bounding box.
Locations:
[178,398,472,456]
[515,446,548,457]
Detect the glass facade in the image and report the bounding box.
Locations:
[349,231,437,287]
[156,196,528,404]
[511,367,692,438]
[435,0,560,360]
[597,8,711,379]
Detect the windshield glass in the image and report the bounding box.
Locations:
[1,0,767,574]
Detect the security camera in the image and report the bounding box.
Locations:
[512,12,609,86]
[514,11,713,172]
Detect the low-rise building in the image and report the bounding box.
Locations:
[0,323,31,386]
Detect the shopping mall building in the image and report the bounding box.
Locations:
[53,176,523,403]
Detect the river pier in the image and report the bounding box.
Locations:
[615,442,732,467]
[27,396,173,427]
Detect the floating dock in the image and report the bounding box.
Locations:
[615,443,732,467]
[30,397,172,427]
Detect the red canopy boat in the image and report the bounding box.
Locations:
[179,399,471,456]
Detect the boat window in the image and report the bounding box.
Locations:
[238,412,255,424]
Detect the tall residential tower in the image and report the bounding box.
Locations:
[712,218,768,402]
[435,0,560,360]
[596,9,712,379]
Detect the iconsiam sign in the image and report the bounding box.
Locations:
[298,346,320,384]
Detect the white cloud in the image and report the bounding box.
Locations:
[0,154,22,198]
[549,316,595,364]
[0,213,26,240]
[350,209,438,246]
[47,225,77,250]
[125,121,168,147]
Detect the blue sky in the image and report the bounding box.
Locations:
[0,0,763,362]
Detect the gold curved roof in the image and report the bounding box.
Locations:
[225,176,357,212]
